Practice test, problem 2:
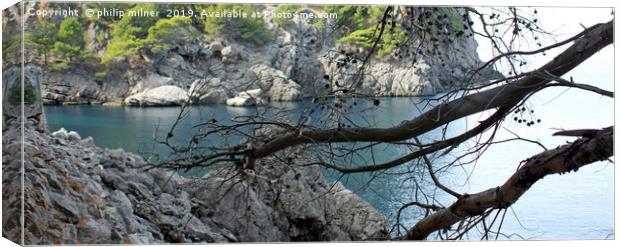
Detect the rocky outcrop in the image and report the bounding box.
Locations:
[2,64,47,132]
[124,85,189,106]
[2,125,388,244]
[330,182,389,240]
[41,66,129,105]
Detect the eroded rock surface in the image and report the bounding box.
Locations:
[2,126,388,244]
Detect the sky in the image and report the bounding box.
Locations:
[473,6,614,71]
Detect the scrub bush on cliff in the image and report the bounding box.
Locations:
[199,4,274,45]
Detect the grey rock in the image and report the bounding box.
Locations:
[210,40,224,52]
[330,182,389,240]
[249,64,302,101]
[197,89,228,104]
[185,216,228,242]
[188,78,229,104]
[80,136,96,147]
[49,192,80,224]
[127,233,158,244]
[78,219,112,243]
[5,114,389,244]
[158,53,186,77]
[3,64,48,131]
[130,73,174,95]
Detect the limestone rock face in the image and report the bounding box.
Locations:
[2,124,389,244]
[330,182,389,240]
[124,85,189,106]
[35,7,499,106]
[40,66,129,105]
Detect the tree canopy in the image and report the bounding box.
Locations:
[53,17,88,63]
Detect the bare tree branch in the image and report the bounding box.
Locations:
[539,71,614,98]
[402,126,613,240]
[248,20,612,160]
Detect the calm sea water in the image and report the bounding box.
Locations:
[44,47,614,241]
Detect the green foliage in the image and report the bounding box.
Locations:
[50,61,69,70]
[312,20,326,28]
[102,4,160,63]
[96,30,106,43]
[441,8,465,32]
[2,29,21,63]
[53,17,89,62]
[8,84,37,105]
[27,20,58,64]
[95,70,108,78]
[146,16,199,52]
[200,4,273,44]
[273,5,301,27]
[329,6,406,57]
[337,25,406,57]
[323,5,383,32]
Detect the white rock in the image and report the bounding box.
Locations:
[51,127,81,141]
[221,46,235,57]
[124,85,189,106]
[226,89,265,106]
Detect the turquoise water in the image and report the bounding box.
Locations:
[45,93,613,240]
[44,45,614,241]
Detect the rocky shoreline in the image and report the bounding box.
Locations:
[34,6,501,107]
[2,120,388,244]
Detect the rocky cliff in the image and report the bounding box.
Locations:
[2,127,388,244]
[2,4,502,106]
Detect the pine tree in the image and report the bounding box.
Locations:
[28,20,58,65]
[53,17,87,62]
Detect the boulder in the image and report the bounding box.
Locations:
[249,65,302,101]
[124,85,189,106]
[330,182,389,240]
[197,89,228,104]
[130,73,174,95]
[52,127,82,142]
[220,45,241,64]
[188,78,229,104]
[226,89,265,107]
